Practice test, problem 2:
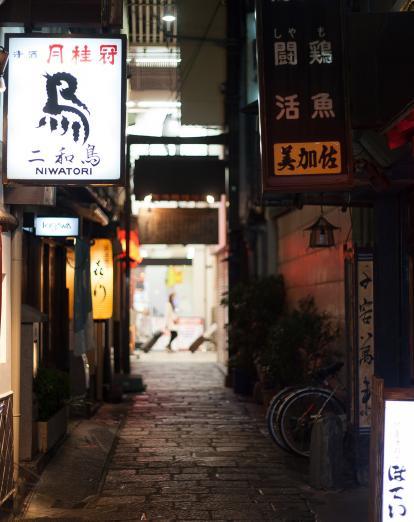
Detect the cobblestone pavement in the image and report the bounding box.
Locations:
[21,352,316,521]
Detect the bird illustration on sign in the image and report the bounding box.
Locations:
[37,72,90,144]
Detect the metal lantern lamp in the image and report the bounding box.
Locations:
[305,215,339,248]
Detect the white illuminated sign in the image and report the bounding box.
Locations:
[5,35,125,184]
[382,400,414,521]
[35,217,79,237]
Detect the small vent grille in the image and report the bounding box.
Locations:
[0,393,14,506]
[131,67,178,91]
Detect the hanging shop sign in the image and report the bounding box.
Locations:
[66,248,75,321]
[35,216,79,237]
[137,208,219,245]
[369,378,414,522]
[90,239,113,320]
[117,229,143,267]
[256,0,352,194]
[4,34,126,185]
[382,400,414,521]
[356,251,375,433]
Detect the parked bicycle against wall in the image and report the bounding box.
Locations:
[266,361,346,457]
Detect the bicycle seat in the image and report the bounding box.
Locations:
[312,361,344,381]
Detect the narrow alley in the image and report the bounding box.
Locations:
[22,353,316,521]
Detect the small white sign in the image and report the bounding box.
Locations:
[5,35,125,184]
[35,217,79,237]
[382,400,414,520]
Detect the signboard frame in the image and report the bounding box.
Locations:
[255,0,353,195]
[369,377,414,521]
[354,249,375,433]
[3,33,126,187]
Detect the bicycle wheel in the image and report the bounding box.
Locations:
[266,386,300,450]
[279,388,345,458]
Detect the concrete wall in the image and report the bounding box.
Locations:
[276,206,351,325]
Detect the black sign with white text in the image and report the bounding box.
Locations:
[256,0,352,194]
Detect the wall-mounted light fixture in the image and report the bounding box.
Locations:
[0,46,9,94]
[305,214,339,248]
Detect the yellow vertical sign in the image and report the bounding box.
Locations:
[66,248,75,320]
[90,239,114,320]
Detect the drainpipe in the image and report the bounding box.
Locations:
[122,145,131,374]
[11,209,22,481]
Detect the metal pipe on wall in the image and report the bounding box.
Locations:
[138,1,144,44]
[10,210,22,481]
[145,1,150,45]
[131,2,137,44]
[122,146,131,375]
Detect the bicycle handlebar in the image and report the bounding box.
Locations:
[312,361,344,382]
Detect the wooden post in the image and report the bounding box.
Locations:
[369,376,384,522]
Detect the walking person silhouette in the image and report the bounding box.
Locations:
[165,292,178,352]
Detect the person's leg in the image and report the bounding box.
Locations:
[167,330,177,351]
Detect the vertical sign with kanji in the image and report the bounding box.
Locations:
[256,0,351,194]
[4,34,126,185]
[90,239,114,320]
[368,381,414,522]
[356,252,375,432]
[382,401,414,521]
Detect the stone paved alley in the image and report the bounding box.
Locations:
[22,352,318,521]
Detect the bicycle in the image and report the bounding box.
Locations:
[266,361,345,458]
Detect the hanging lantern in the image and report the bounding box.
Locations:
[90,239,114,320]
[116,229,143,266]
[305,215,339,248]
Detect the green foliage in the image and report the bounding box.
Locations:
[34,368,70,421]
[259,296,340,387]
[222,275,286,374]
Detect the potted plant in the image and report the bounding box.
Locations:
[34,367,70,453]
[259,296,341,391]
[222,275,286,395]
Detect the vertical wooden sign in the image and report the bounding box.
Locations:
[356,251,375,432]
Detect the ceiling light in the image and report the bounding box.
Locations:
[162,5,176,23]
[206,195,215,204]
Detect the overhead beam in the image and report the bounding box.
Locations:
[127,134,228,146]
